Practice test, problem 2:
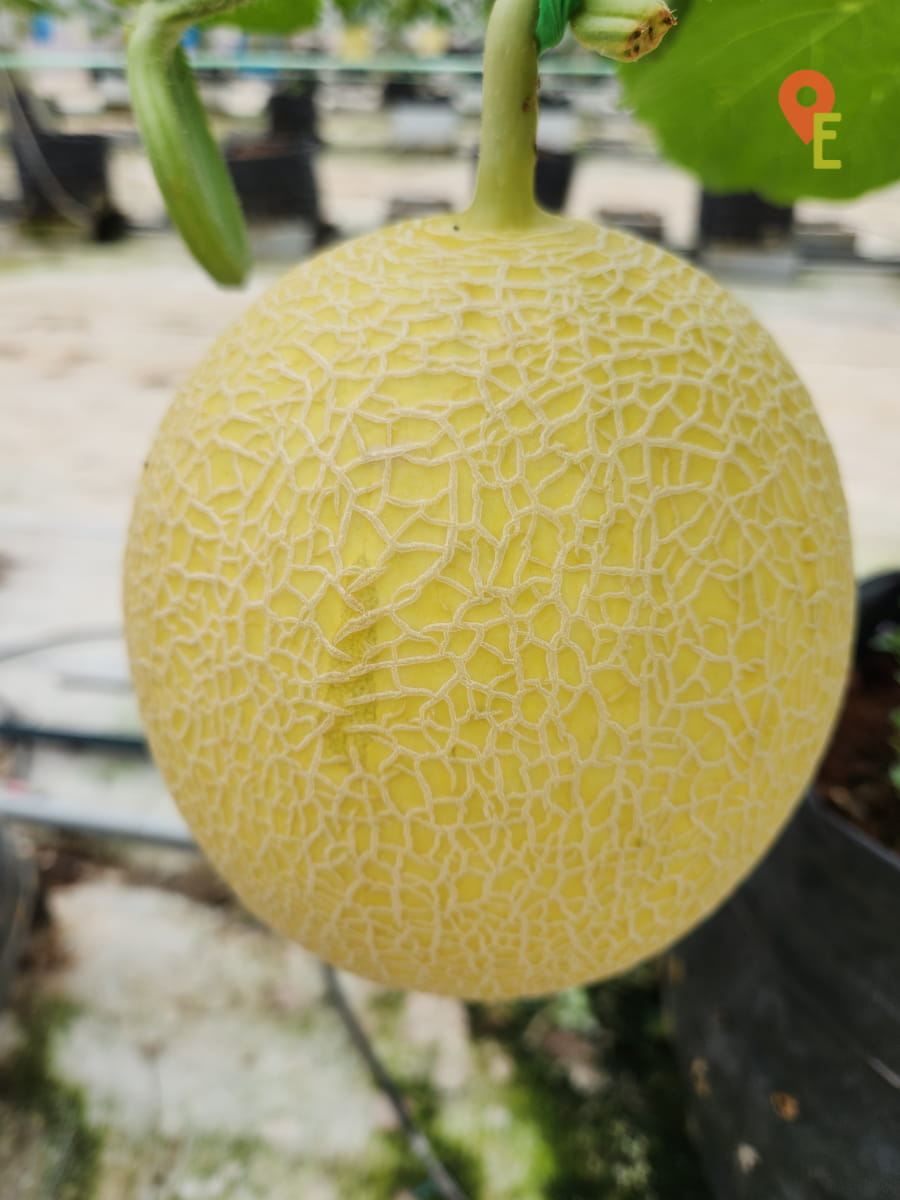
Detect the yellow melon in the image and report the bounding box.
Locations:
[123,213,853,999]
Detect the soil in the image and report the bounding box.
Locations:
[816,645,900,855]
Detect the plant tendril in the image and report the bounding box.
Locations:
[127,0,253,285]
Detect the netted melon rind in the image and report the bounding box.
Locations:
[124,216,853,999]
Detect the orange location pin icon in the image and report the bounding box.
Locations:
[779,70,836,144]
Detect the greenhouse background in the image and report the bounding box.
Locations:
[1,1,899,1197]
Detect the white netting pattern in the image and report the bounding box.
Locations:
[124,216,853,998]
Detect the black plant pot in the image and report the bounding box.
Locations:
[13,130,105,215]
[11,131,127,241]
[535,149,576,215]
[383,76,425,104]
[698,190,793,249]
[224,139,336,249]
[266,84,322,146]
[0,826,36,1008]
[8,87,126,242]
[665,574,900,1200]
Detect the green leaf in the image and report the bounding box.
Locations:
[5,0,322,34]
[536,0,580,53]
[871,626,900,655]
[204,0,322,34]
[618,0,900,203]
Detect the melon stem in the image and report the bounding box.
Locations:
[463,0,548,232]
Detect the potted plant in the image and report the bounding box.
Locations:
[379,0,455,57]
[1,71,127,241]
[696,189,793,255]
[0,0,317,244]
[0,2,125,238]
[534,90,578,213]
[330,0,454,62]
[223,73,338,249]
[329,4,380,64]
[371,1,460,152]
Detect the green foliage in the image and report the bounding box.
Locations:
[364,1077,485,1199]
[1,0,54,16]
[873,618,900,793]
[0,0,321,35]
[1,0,123,35]
[209,0,322,35]
[619,0,900,203]
[468,963,712,1200]
[874,624,900,659]
[0,1000,102,1200]
[535,0,579,52]
[380,0,454,28]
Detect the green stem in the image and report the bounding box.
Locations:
[462,0,548,232]
[127,0,252,286]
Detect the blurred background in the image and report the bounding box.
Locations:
[0,2,898,1198]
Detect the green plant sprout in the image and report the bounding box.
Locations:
[873,618,900,794]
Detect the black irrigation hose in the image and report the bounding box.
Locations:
[322,963,470,1200]
[0,628,144,753]
[0,787,196,849]
[0,721,147,755]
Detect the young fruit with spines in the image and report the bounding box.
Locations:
[123,0,854,999]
